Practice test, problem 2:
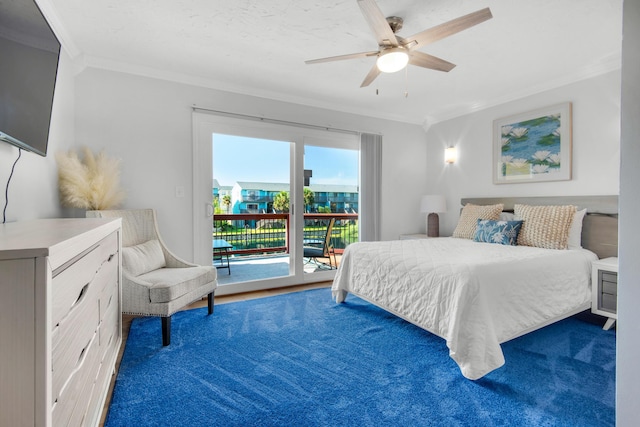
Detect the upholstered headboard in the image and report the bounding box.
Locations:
[460,195,618,259]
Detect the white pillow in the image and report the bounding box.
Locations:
[122,239,166,276]
[499,212,516,221]
[568,208,587,249]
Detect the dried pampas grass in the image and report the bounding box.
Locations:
[56,147,125,210]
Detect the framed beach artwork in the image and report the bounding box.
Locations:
[493,102,572,184]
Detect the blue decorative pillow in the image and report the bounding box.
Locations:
[474,219,524,246]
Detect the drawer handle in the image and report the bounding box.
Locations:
[75,283,89,306]
[77,339,91,367]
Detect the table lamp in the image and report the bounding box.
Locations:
[420,195,447,237]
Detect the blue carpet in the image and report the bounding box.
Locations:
[105,288,615,426]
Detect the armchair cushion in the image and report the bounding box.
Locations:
[122,239,166,276]
[138,266,217,304]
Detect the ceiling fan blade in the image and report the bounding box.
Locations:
[357,0,398,47]
[409,51,456,72]
[360,63,381,87]
[403,7,492,50]
[305,50,379,64]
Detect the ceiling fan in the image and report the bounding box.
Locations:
[305,0,493,88]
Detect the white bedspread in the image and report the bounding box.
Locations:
[331,237,597,379]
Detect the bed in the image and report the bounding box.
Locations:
[331,196,618,380]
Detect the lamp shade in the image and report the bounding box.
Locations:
[420,195,447,213]
[376,48,409,73]
[444,146,457,164]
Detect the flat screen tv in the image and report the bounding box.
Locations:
[0,0,61,157]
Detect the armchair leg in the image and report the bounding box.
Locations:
[162,316,171,346]
[207,292,215,315]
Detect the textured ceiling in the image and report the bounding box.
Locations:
[39,0,622,126]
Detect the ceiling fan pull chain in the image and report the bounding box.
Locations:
[404,66,409,98]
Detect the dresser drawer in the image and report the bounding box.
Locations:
[99,271,119,321]
[601,271,617,284]
[52,331,102,427]
[85,358,111,427]
[100,280,120,347]
[86,320,120,425]
[51,288,100,401]
[601,293,617,312]
[52,232,118,329]
[52,249,118,400]
[602,279,617,296]
[51,232,118,405]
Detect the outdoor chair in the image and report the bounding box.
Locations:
[87,209,217,346]
[303,218,337,270]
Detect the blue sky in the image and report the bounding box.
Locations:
[212,134,358,187]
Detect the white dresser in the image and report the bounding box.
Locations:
[0,218,122,427]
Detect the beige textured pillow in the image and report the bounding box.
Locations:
[453,203,504,239]
[515,204,577,249]
[122,239,166,276]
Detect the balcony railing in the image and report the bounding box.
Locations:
[213,213,358,258]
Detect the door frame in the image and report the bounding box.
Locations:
[192,111,358,295]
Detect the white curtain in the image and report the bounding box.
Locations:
[359,133,382,241]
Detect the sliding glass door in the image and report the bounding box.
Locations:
[301,141,359,282]
[192,111,359,295]
[212,134,292,288]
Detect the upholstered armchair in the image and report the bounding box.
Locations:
[86,209,217,346]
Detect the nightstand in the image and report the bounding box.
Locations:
[591,257,618,330]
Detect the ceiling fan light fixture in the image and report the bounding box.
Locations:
[376,48,409,73]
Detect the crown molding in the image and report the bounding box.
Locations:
[35,0,81,59]
[423,53,622,127]
[77,55,426,127]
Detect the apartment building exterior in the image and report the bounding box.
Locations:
[213,180,358,213]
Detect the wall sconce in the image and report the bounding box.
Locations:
[420,195,447,237]
[444,146,457,164]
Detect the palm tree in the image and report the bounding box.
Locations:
[222,194,231,213]
[304,187,315,212]
[273,191,289,212]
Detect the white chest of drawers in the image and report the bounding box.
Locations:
[0,218,122,427]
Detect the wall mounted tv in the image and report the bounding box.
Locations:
[0,0,61,157]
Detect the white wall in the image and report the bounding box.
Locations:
[0,50,75,222]
[616,0,640,424]
[72,68,428,259]
[3,63,620,245]
[424,71,621,235]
